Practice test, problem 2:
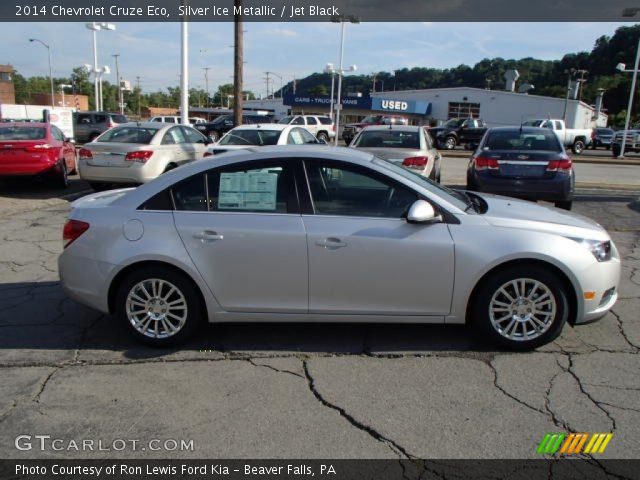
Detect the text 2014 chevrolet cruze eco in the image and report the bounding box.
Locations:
[58,146,620,350]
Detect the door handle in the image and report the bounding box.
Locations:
[193,230,224,242]
[316,237,347,249]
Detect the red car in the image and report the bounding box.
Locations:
[0,122,77,188]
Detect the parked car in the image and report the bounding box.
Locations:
[591,127,614,150]
[278,115,336,142]
[78,122,210,190]
[0,122,77,188]
[59,146,620,350]
[428,118,488,151]
[149,116,206,125]
[194,114,270,142]
[610,130,640,156]
[74,111,128,144]
[466,126,575,210]
[350,125,441,182]
[206,124,323,156]
[342,115,408,145]
[521,119,592,154]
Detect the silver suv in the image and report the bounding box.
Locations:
[74,111,128,144]
[278,115,335,142]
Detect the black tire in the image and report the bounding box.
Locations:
[115,266,204,347]
[317,132,329,143]
[555,200,572,210]
[471,265,569,350]
[88,182,111,191]
[435,164,442,184]
[611,146,620,157]
[89,133,100,143]
[466,172,477,191]
[208,131,220,143]
[54,160,69,189]
[572,139,585,155]
[441,136,457,150]
[343,136,352,145]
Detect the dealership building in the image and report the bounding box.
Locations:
[245,85,608,130]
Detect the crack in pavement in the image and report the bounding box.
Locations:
[245,358,305,379]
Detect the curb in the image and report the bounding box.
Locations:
[442,151,640,166]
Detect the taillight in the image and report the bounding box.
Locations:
[25,144,54,152]
[474,155,499,170]
[203,151,214,157]
[63,219,90,248]
[125,150,154,163]
[108,121,116,128]
[79,148,93,159]
[402,156,428,169]
[547,158,572,172]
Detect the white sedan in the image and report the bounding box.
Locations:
[78,122,211,190]
[206,123,323,156]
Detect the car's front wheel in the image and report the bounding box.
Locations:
[441,136,457,150]
[555,200,572,210]
[208,131,220,142]
[115,266,204,347]
[472,265,568,350]
[572,139,585,155]
[317,132,329,143]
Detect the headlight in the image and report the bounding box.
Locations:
[572,238,612,262]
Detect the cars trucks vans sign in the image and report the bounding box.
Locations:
[283,94,431,115]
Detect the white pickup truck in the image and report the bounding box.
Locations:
[522,119,592,154]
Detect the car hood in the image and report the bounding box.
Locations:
[476,193,609,240]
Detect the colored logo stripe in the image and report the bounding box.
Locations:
[537,433,565,454]
[584,433,613,454]
[538,433,613,455]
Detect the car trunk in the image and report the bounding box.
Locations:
[486,151,562,178]
[0,140,52,166]
[85,143,149,168]
[359,147,425,165]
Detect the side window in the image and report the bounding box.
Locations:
[172,174,207,211]
[181,126,206,144]
[287,129,305,145]
[291,116,305,125]
[306,117,318,125]
[165,117,176,123]
[76,114,91,125]
[94,115,107,124]
[50,126,64,141]
[207,161,297,213]
[299,128,317,144]
[554,121,563,130]
[162,127,187,145]
[305,161,418,218]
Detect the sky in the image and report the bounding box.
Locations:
[1,22,636,97]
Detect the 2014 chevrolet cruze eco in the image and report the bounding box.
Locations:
[58,146,620,350]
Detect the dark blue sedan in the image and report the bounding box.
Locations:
[466,127,575,210]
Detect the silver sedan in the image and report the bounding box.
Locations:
[59,146,620,350]
[349,125,441,182]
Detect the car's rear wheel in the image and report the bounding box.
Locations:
[208,131,220,142]
[442,136,457,150]
[555,200,572,210]
[115,266,203,347]
[317,132,329,143]
[472,265,568,350]
[54,161,69,189]
[572,139,585,155]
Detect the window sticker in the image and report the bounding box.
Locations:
[218,172,278,211]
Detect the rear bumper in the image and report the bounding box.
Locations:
[58,249,113,313]
[474,173,573,201]
[0,161,60,178]
[78,161,162,184]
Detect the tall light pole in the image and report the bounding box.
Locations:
[617,8,640,158]
[203,67,211,107]
[324,63,336,122]
[112,53,124,114]
[59,84,72,107]
[29,38,54,108]
[331,14,359,146]
[180,1,189,125]
[86,22,116,111]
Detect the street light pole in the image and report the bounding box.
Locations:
[619,38,640,158]
[29,38,54,108]
[86,23,116,111]
[180,6,189,125]
[113,54,123,114]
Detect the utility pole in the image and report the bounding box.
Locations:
[372,72,377,93]
[112,54,123,114]
[203,67,210,107]
[233,0,244,125]
[264,71,270,99]
[136,76,141,118]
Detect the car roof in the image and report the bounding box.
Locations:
[116,122,175,129]
[486,126,551,133]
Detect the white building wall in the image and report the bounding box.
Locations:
[243,98,289,119]
[371,88,607,129]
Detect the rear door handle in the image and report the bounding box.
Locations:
[316,237,347,249]
[193,230,224,242]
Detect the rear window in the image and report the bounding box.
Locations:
[97,127,157,144]
[110,114,128,124]
[0,126,46,140]
[596,128,614,135]
[219,129,281,146]
[484,130,562,152]
[318,117,333,125]
[353,130,420,149]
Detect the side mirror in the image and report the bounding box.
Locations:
[406,200,441,224]
[64,137,75,144]
[203,138,213,145]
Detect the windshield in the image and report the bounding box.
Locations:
[110,114,128,124]
[97,127,157,144]
[361,115,382,125]
[353,130,420,149]
[219,129,281,146]
[0,126,46,140]
[521,120,544,127]
[444,119,464,128]
[278,116,294,124]
[484,130,562,152]
[372,157,469,211]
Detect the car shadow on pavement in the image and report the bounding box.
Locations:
[0,175,89,200]
[0,281,497,363]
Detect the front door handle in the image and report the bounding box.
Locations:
[193,230,224,242]
[316,237,347,249]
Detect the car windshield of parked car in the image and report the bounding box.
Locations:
[521,120,544,128]
[361,115,382,125]
[484,130,562,152]
[444,119,465,128]
[0,126,46,140]
[372,157,470,211]
[278,116,294,124]
[219,129,281,146]
[353,130,420,149]
[96,127,157,144]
